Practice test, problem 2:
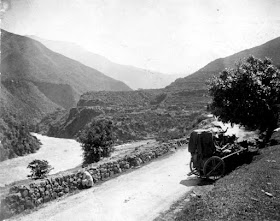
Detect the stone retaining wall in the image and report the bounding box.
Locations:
[0,140,187,220]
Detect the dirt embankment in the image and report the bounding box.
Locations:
[166,144,280,221]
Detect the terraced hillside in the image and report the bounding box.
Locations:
[38,89,210,141]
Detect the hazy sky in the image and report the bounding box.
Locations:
[2,0,280,74]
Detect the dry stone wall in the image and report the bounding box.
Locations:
[0,140,187,220]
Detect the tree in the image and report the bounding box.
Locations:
[208,56,280,134]
[27,159,53,179]
[78,119,114,165]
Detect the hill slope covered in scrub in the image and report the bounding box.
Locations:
[168,36,280,90]
[28,36,182,90]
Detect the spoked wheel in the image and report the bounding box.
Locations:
[189,157,200,176]
[203,156,225,180]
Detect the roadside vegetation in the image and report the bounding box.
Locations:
[27,159,53,179]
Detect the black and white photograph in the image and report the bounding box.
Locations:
[0,0,280,220]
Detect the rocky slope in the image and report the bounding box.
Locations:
[168,36,280,90]
[28,36,182,90]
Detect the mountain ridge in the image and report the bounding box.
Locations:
[28,35,183,90]
[167,36,280,90]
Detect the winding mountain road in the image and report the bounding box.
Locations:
[10,148,198,221]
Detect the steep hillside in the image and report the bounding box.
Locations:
[0,66,63,128]
[29,36,182,90]
[168,36,280,90]
[1,80,61,122]
[2,30,131,93]
[1,29,131,123]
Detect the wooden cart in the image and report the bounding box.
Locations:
[188,129,248,180]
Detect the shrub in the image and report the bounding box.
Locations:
[77,119,114,165]
[27,159,53,179]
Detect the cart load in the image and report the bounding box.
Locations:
[188,129,249,180]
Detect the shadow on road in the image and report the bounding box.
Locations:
[180,177,215,187]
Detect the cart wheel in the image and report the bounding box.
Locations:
[189,157,200,176]
[203,156,225,180]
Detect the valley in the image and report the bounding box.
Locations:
[1,20,280,220]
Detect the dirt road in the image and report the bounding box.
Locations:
[10,148,197,221]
